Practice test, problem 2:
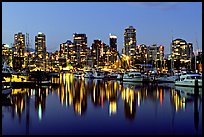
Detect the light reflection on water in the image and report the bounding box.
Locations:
[2,73,202,135]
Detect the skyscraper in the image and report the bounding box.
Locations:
[124,26,136,56]
[35,32,46,59]
[109,34,117,51]
[123,26,137,67]
[14,32,25,57]
[13,32,25,70]
[109,34,117,64]
[73,33,87,68]
[35,32,46,70]
[171,38,193,70]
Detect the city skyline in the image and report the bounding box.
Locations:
[2,2,202,54]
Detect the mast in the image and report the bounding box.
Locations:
[170,36,174,74]
[195,40,198,72]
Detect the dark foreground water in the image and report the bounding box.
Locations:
[2,73,202,135]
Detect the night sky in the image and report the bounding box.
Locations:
[2,2,202,54]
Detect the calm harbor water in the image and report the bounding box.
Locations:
[2,73,202,135]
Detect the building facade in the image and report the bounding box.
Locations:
[13,32,26,70]
[171,38,193,70]
[147,44,164,72]
[123,26,137,67]
[109,34,117,64]
[124,26,136,56]
[73,33,88,68]
[35,32,46,70]
[2,44,13,67]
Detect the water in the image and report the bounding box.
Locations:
[2,73,202,135]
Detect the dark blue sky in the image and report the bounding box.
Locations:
[2,2,202,54]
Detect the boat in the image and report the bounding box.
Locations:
[93,70,105,79]
[2,62,13,78]
[175,73,202,87]
[73,71,83,79]
[2,82,12,98]
[84,70,94,78]
[155,73,179,83]
[116,72,124,80]
[123,71,143,82]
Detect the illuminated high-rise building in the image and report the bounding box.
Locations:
[147,44,164,71]
[110,34,117,51]
[171,38,193,60]
[35,32,46,59]
[2,44,13,66]
[35,32,46,70]
[109,34,117,64]
[59,40,75,67]
[13,32,25,57]
[171,38,193,70]
[12,32,25,70]
[91,39,102,67]
[73,33,87,68]
[124,26,136,56]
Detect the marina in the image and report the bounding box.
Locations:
[2,2,202,135]
[2,72,202,135]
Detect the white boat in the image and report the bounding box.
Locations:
[116,72,124,80]
[84,70,94,78]
[123,71,143,82]
[73,71,83,79]
[156,73,179,83]
[2,82,12,97]
[175,73,202,87]
[2,62,14,77]
[93,70,104,79]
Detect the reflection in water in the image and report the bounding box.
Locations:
[35,87,47,121]
[2,72,202,135]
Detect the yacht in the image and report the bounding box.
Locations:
[73,71,83,79]
[156,73,179,83]
[2,82,12,98]
[123,71,143,82]
[93,70,105,79]
[175,73,202,87]
[2,62,13,77]
[84,70,94,78]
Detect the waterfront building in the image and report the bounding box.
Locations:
[13,32,25,57]
[147,44,164,72]
[171,38,193,70]
[101,42,110,67]
[91,39,112,68]
[59,40,75,67]
[35,32,46,70]
[91,39,103,67]
[35,32,46,59]
[136,44,148,64]
[123,26,137,67]
[13,32,25,70]
[2,44,13,67]
[109,34,117,64]
[73,33,88,68]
